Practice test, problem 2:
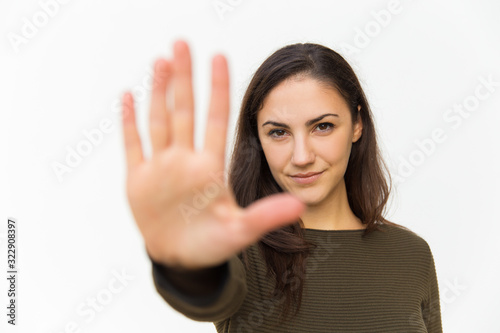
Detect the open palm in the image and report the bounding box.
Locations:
[121,40,305,270]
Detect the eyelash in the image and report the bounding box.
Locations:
[267,122,335,138]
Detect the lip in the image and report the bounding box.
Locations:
[290,171,324,185]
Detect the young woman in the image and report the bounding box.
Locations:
[121,40,442,332]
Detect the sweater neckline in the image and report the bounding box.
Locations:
[303,228,366,233]
[301,225,389,241]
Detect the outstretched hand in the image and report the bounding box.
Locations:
[121,40,305,270]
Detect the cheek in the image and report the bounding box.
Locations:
[261,143,289,171]
[316,136,351,164]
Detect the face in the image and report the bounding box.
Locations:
[257,75,363,206]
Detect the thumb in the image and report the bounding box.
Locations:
[242,193,306,239]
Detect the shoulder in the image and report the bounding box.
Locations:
[374,222,433,255]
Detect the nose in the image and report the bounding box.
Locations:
[291,136,315,166]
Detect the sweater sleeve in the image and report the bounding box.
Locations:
[148,250,248,322]
[421,245,443,333]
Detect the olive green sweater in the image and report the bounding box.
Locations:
[150,224,442,332]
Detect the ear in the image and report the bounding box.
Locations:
[352,105,363,143]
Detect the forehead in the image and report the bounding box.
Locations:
[257,76,350,123]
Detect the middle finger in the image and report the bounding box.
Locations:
[172,40,195,149]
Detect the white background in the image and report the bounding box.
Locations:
[1,0,499,332]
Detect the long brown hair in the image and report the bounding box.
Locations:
[228,43,404,321]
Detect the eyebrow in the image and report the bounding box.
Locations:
[262,113,339,129]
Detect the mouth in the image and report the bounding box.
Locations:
[289,171,324,185]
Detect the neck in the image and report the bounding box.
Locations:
[300,179,365,231]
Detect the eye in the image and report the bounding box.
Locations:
[315,122,334,132]
[268,129,288,138]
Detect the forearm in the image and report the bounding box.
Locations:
[149,251,248,322]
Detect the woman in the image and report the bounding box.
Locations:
[121,40,442,332]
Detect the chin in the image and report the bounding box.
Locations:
[286,186,329,206]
